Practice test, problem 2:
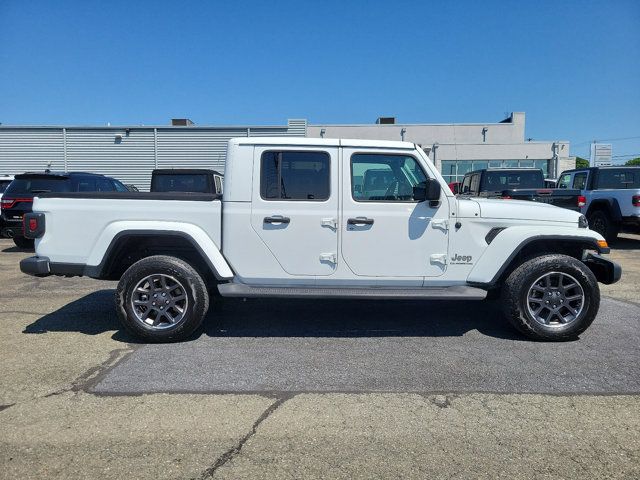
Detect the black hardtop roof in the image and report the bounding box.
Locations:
[560,166,640,174]
[152,168,223,176]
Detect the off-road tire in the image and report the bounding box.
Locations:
[116,255,210,342]
[587,209,619,243]
[501,254,599,341]
[13,236,35,250]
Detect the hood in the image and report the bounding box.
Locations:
[464,197,582,224]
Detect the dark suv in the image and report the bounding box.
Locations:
[1,171,128,249]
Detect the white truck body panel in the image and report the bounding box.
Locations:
[33,197,233,278]
[29,137,607,290]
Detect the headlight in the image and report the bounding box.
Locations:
[578,215,588,228]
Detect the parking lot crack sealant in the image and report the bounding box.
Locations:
[195,394,294,479]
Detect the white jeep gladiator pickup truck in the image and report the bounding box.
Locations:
[20,138,621,342]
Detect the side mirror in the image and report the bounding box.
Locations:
[413,178,441,202]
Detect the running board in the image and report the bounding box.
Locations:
[217,284,487,300]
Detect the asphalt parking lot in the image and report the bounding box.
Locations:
[1,236,639,479]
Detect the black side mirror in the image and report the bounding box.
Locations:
[413,178,441,203]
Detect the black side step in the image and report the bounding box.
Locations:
[217,284,487,300]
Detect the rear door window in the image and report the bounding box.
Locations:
[96,178,115,191]
[261,151,330,201]
[470,174,480,194]
[572,172,588,189]
[461,175,472,194]
[75,177,97,192]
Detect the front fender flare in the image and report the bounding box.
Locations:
[466,226,606,287]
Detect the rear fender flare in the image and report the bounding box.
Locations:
[86,221,234,279]
[587,198,622,222]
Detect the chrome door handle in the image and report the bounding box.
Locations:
[347,217,374,225]
[264,216,290,224]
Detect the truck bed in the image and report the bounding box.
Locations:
[32,192,222,266]
[500,188,582,211]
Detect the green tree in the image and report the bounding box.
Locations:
[575,156,589,168]
[625,157,640,166]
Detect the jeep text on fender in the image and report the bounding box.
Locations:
[20,137,621,342]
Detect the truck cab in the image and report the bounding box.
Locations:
[20,138,620,343]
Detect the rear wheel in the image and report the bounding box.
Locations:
[501,254,599,341]
[13,236,34,250]
[587,209,619,242]
[116,255,210,342]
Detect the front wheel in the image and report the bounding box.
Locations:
[116,255,210,342]
[501,254,600,341]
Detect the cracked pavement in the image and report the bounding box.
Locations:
[1,236,639,479]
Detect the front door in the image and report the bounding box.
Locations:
[250,146,339,277]
[341,149,450,278]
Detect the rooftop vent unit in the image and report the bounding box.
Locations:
[376,117,396,125]
[171,118,194,126]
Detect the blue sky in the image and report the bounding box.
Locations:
[1,0,639,161]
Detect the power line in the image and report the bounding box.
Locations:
[573,135,640,147]
[611,153,640,158]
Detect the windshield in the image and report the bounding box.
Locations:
[152,174,209,193]
[482,170,543,190]
[0,180,12,193]
[4,177,71,195]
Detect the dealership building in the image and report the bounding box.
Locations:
[0,112,573,190]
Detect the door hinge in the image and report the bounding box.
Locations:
[430,254,447,266]
[431,218,449,232]
[321,217,337,229]
[319,253,337,264]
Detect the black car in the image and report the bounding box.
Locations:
[1,171,128,248]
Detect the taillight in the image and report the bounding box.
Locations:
[23,212,45,239]
[1,198,33,209]
[577,195,587,207]
[633,195,640,207]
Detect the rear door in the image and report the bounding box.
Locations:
[250,146,339,277]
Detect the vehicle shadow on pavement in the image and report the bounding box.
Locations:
[22,289,139,343]
[2,246,27,253]
[21,290,525,342]
[612,235,640,250]
[203,297,526,341]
